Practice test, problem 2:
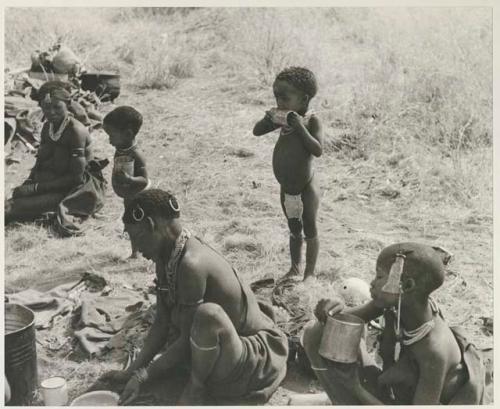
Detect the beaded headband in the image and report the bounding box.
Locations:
[40,87,71,104]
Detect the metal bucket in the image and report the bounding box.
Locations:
[80,72,121,102]
[5,303,38,406]
[318,313,364,363]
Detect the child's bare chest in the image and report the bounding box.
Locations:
[273,131,309,160]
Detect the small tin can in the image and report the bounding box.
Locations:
[269,108,293,127]
[113,155,135,176]
[40,376,68,406]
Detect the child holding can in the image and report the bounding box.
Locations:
[300,242,486,405]
[252,67,323,283]
[103,106,151,258]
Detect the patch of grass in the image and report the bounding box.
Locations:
[224,233,262,254]
[169,53,196,79]
[135,63,178,90]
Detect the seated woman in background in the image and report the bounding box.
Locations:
[4,81,107,236]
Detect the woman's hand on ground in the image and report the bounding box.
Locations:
[314,298,345,323]
[12,184,36,198]
[98,369,131,386]
[118,376,141,405]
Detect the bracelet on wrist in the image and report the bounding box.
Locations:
[132,367,149,384]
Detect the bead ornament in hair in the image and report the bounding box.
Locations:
[382,253,406,295]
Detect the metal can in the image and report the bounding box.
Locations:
[113,155,135,176]
[40,377,68,406]
[269,108,293,127]
[318,313,365,363]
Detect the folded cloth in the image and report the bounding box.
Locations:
[283,193,303,220]
[4,94,44,147]
[206,326,288,404]
[49,159,109,237]
[6,280,84,329]
[75,327,113,356]
[71,289,151,356]
[6,274,149,357]
[447,326,487,404]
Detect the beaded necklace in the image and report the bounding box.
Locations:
[156,228,191,307]
[48,115,70,142]
[394,296,440,360]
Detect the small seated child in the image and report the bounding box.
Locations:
[301,242,486,405]
[253,67,323,282]
[103,106,150,258]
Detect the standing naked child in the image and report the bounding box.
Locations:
[301,242,486,405]
[253,67,323,283]
[103,106,150,258]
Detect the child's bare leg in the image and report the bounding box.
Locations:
[129,241,138,259]
[301,321,359,405]
[178,303,244,405]
[302,180,320,282]
[280,189,303,277]
[123,198,138,259]
[287,229,303,276]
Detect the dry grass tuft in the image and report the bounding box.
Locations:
[224,233,262,254]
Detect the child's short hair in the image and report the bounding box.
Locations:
[104,106,143,137]
[275,67,318,98]
[377,242,447,296]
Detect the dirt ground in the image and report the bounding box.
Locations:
[4,8,493,406]
[5,72,493,405]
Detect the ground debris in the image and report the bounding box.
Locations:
[479,316,493,336]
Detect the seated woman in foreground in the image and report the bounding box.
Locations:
[4,81,106,236]
[302,242,486,405]
[99,189,288,405]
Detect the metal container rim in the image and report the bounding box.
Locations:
[5,303,35,336]
[40,376,67,390]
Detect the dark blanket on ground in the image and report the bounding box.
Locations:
[5,273,153,360]
[50,159,108,237]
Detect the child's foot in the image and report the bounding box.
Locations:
[303,274,316,285]
[304,236,319,283]
[284,266,302,278]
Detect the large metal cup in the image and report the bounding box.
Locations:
[318,313,364,363]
